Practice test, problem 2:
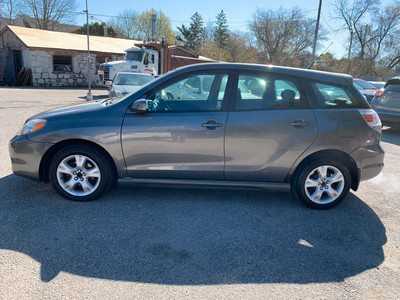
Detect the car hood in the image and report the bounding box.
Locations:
[114,85,142,94]
[28,101,105,121]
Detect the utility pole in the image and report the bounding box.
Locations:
[310,0,323,69]
[217,38,221,62]
[151,14,157,42]
[85,0,92,101]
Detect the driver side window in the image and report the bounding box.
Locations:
[144,73,228,112]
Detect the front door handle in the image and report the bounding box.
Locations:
[289,119,311,127]
[201,120,224,129]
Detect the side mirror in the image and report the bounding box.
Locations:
[129,99,148,113]
[193,88,200,94]
[105,81,113,86]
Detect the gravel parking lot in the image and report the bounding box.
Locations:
[0,87,399,299]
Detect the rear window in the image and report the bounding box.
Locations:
[354,79,376,90]
[115,74,153,86]
[385,80,400,92]
[311,82,369,109]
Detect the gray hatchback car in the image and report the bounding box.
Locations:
[371,78,400,127]
[9,63,384,209]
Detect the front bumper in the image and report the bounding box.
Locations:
[350,144,384,183]
[9,135,53,181]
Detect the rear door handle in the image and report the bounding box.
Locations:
[289,119,311,127]
[201,121,224,128]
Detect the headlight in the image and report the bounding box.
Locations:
[115,90,123,98]
[17,119,47,136]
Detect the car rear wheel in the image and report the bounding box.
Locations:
[49,145,115,201]
[292,159,351,209]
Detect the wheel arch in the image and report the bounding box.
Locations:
[39,139,118,183]
[288,149,360,191]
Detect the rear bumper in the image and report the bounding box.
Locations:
[350,144,384,183]
[374,108,400,125]
[9,135,53,181]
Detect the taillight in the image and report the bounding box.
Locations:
[359,109,381,130]
[374,88,385,97]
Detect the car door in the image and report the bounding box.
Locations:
[224,71,318,182]
[121,71,231,180]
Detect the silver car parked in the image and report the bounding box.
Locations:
[107,72,154,98]
[9,63,384,209]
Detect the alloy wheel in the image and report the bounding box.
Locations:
[56,154,101,196]
[304,165,345,204]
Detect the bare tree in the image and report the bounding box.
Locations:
[333,0,369,72]
[249,7,319,67]
[381,27,400,70]
[1,0,19,24]
[366,4,400,61]
[112,9,175,44]
[110,9,138,39]
[19,0,77,30]
[225,32,258,63]
[334,0,400,74]
[134,10,175,44]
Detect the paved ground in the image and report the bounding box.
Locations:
[0,87,399,299]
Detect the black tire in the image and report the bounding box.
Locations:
[291,158,351,209]
[49,145,115,201]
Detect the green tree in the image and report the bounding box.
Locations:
[188,12,204,50]
[213,10,229,47]
[177,12,204,51]
[176,24,191,46]
[73,22,118,37]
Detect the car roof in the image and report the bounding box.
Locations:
[169,63,353,86]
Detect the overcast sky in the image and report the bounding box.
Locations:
[75,0,361,58]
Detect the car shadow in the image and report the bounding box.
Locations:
[0,175,386,285]
[381,126,400,146]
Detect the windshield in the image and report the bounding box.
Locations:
[354,79,376,90]
[115,74,154,86]
[126,50,144,62]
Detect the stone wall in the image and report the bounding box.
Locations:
[24,49,123,87]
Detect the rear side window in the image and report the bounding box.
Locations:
[311,82,368,109]
[235,73,305,110]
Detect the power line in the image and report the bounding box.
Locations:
[320,14,349,45]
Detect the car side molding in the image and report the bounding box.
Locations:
[118,178,291,191]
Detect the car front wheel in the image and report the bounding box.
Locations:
[49,145,115,201]
[292,159,351,209]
